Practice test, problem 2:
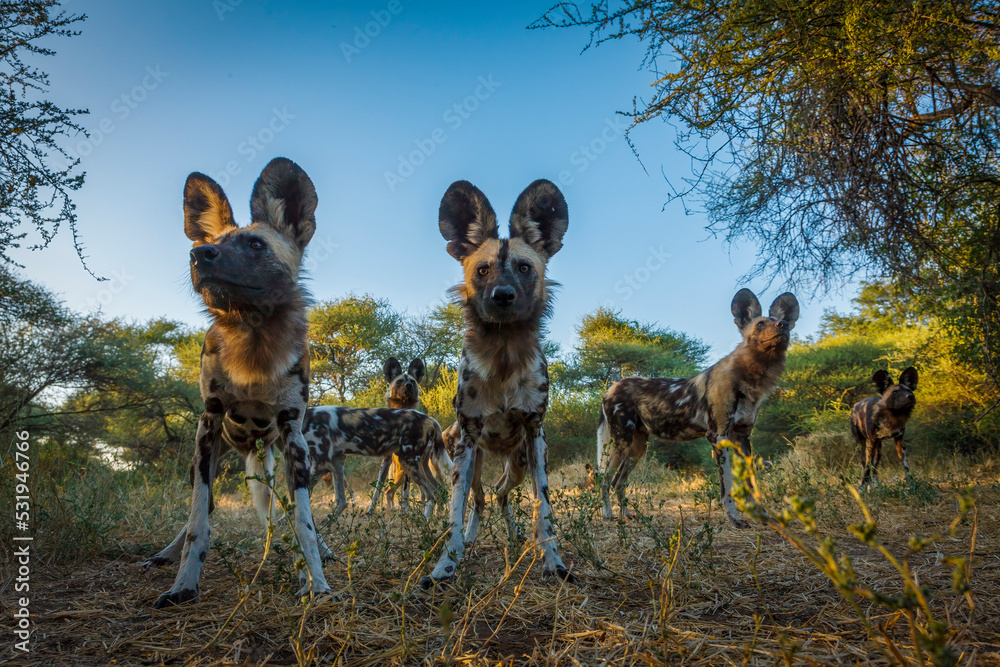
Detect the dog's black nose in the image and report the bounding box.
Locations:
[491,285,515,306]
[190,245,220,265]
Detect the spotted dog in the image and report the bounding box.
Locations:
[597,289,800,527]
[419,179,574,589]
[143,158,332,606]
[850,367,918,490]
[302,405,445,519]
[377,358,452,508]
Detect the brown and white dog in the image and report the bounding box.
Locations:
[850,367,918,489]
[419,179,574,588]
[302,404,447,519]
[143,158,332,606]
[597,289,799,526]
[378,357,453,508]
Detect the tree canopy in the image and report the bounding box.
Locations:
[0,1,88,268]
[536,0,1000,399]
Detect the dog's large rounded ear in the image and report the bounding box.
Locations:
[509,179,568,259]
[731,288,763,331]
[184,173,237,246]
[250,157,317,251]
[899,367,918,391]
[769,293,800,330]
[407,358,425,383]
[873,369,893,394]
[383,357,403,384]
[439,181,498,262]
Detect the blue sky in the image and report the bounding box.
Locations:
[16,0,856,358]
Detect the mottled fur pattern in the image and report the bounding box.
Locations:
[302,405,446,519]
[850,367,918,489]
[420,179,573,589]
[143,158,333,607]
[597,289,800,526]
[377,358,453,508]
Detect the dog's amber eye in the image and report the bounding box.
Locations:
[756,321,764,329]
[249,239,265,251]
[518,262,530,273]
[477,266,489,276]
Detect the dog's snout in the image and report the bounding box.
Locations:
[491,285,515,306]
[191,245,221,265]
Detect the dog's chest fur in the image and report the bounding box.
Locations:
[199,326,310,452]
[456,344,548,456]
[852,396,907,440]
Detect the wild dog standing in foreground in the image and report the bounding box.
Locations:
[143,158,332,606]
[302,405,446,518]
[850,367,918,490]
[379,358,452,508]
[419,179,574,589]
[597,289,799,527]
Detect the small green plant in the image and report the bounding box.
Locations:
[726,440,976,666]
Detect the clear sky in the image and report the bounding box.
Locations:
[15,0,856,358]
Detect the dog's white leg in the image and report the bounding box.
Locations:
[143,525,186,570]
[367,457,391,515]
[717,447,747,527]
[420,440,475,588]
[153,414,219,607]
[280,420,333,600]
[463,449,484,544]
[245,445,280,525]
[529,430,573,581]
[496,457,527,542]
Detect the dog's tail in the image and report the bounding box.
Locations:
[596,404,611,471]
[427,420,452,487]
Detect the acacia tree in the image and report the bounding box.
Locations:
[571,307,709,387]
[308,294,403,404]
[0,1,88,267]
[535,1,1000,397]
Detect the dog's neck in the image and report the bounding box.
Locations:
[208,294,308,386]
[462,314,544,382]
[725,342,786,398]
[386,393,418,410]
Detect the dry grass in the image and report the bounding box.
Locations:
[2,452,999,666]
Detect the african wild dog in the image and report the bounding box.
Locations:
[378,358,453,508]
[419,179,574,589]
[142,158,332,606]
[302,405,446,519]
[850,367,918,490]
[597,289,800,527]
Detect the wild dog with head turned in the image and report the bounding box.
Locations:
[378,358,452,508]
[419,179,574,589]
[850,367,918,490]
[597,289,799,527]
[302,404,447,519]
[142,158,332,606]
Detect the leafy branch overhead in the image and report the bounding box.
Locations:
[0,1,90,270]
[535,0,1000,397]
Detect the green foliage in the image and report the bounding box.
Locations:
[309,294,403,404]
[571,306,709,387]
[756,281,999,462]
[538,1,1000,405]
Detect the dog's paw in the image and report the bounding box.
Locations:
[418,574,453,591]
[728,517,750,530]
[296,585,339,603]
[153,588,198,608]
[543,565,576,584]
[142,556,171,572]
